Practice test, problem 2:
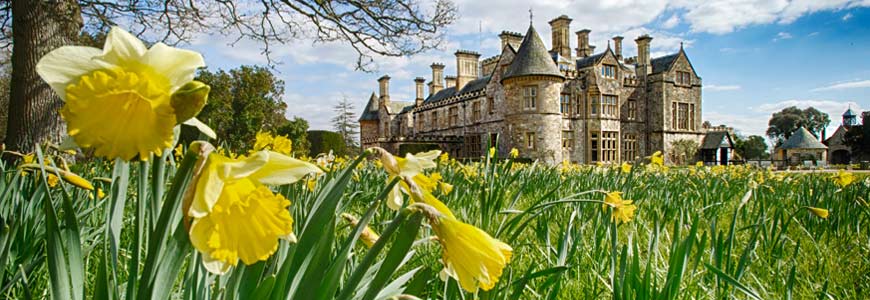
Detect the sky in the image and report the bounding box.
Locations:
[188,0,870,140]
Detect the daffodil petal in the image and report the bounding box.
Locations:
[190,154,226,218]
[183,118,216,139]
[35,46,104,100]
[143,43,205,91]
[98,27,147,65]
[387,185,404,211]
[248,151,323,185]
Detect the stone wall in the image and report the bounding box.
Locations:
[504,76,563,164]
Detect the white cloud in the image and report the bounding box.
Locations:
[677,0,868,34]
[662,15,680,29]
[704,84,741,91]
[773,31,793,41]
[810,79,870,92]
[843,12,854,20]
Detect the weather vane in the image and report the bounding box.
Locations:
[529,7,533,25]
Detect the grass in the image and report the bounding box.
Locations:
[1,147,868,299]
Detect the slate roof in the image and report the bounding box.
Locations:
[780,127,827,149]
[700,131,732,150]
[651,53,679,74]
[843,108,857,117]
[389,101,414,114]
[458,76,490,94]
[576,52,606,69]
[502,25,564,82]
[358,93,379,122]
[424,87,456,104]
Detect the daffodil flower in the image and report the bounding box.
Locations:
[832,169,854,187]
[36,26,214,161]
[371,147,440,210]
[621,162,632,173]
[341,213,381,248]
[807,207,829,219]
[602,191,637,224]
[509,148,519,159]
[186,148,322,274]
[412,203,512,292]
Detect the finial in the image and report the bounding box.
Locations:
[680,41,684,50]
[607,40,611,49]
[529,7,533,25]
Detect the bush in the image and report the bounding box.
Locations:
[398,143,440,156]
[308,130,346,156]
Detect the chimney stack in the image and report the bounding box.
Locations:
[414,77,425,106]
[635,35,653,76]
[428,63,445,96]
[455,50,481,91]
[499,31,524,50]
[549,15,573,58]
[378,75,391,107]
[612,36,624,60]
[444,76,456,88]
[575,29,591,57]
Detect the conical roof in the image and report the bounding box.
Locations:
[781,127,827,149]
[843,108,856,117]
[502,25,564,82]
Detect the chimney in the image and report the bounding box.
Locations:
[444,76,456,88]
[589,45,596,55]
[414,77,425,106]
[549,15,573,58]
[575,29,591,57]
[428,63,445,96]
[635,35,653,76]
[377,75,390,107]
[455,50,481,91]
[612,36,623,60]
[499,31,524,50]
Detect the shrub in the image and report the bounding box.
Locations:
[308,130,346,156]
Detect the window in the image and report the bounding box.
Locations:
[675,102,689,130]
[623,133,637,161]
[602,64,616,79]
[562,131,573,149]
[415,114,423,131]
[487,96,495,114]
[590,133,599,162]
[472,101,481,121]
[560,94,572,114]
[601,94,618,118]
[591,96,599,115]
[523,86,537,110]
[526,132,536,150]
[601,131,618,162]
[431,111,438,129]
[449,107,459,127]
[689,104,695,130]
[464,135,482,158]
[677,71,691,85]
[626,100,637,120]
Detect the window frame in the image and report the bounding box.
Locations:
[523,86,538,111]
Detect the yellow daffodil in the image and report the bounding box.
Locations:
[621,162,632,173]
[253,131,273,151]
[186,148,322,274]
[695,161,703,167]
[341,213,381,248]
[371,147,440,210]
[806,207,829,219]
[36,27,214,161]
[509,148,519,159]
[439,152,449,164]
[488,147,496,158]
[306,176,318,192]
[174,144,184,161]
[271,135,293,155]
[602,191,637,224]
[88,188,107,200]
[832,169,854,187]
[47,174,60,188]
[415,204,511,292]
[650,151,664,166]
[20,164,94,190]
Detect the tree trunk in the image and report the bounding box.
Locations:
[5,0,81,153]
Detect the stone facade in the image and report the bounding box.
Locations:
[359,14,707,164]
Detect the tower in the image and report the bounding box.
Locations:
[502,24,565,165]
[843,108,858,126]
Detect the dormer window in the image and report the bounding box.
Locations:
[677,71,691,85]
[601,64,616,79]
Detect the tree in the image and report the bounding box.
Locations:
[844,114,870,162]
[195,66,287,151]
[0,49,9,143]
[766,106,830,145]
[332,96,360,154]
[670,139,699,165]
[308,130,347,157]
[734,135,768,160]
[1,0,457,153]
[276,117,311,157]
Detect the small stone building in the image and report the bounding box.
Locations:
[699,131,734,165]
[360,14,708,165]
[824,108,861,164]
[775,127,827,165]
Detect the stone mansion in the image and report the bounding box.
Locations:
[359,15,715,165]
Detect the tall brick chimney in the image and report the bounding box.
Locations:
[575,29,591,57]
[428,63,444,96]
[613,36,624,60]
[549,15,572,58]
[455,50,481,91]
[635,35,652,76]
[378,75,390,107]
[414,77,425,106]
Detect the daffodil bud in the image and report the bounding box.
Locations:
[171,80,210,123]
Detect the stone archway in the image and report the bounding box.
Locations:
[831,149,851,165]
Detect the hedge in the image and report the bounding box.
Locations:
[308,130,346,156]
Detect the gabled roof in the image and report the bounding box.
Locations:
[359,92,379,122]
[388,101,414,115]
[781,127,827,149]
[651,53,679,74]
[700,131,733,150]
[502,25,564,82]
[576,52,607,69]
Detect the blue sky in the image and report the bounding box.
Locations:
[188,0,870,140]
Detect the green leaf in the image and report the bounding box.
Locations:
[704,263,762,300]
